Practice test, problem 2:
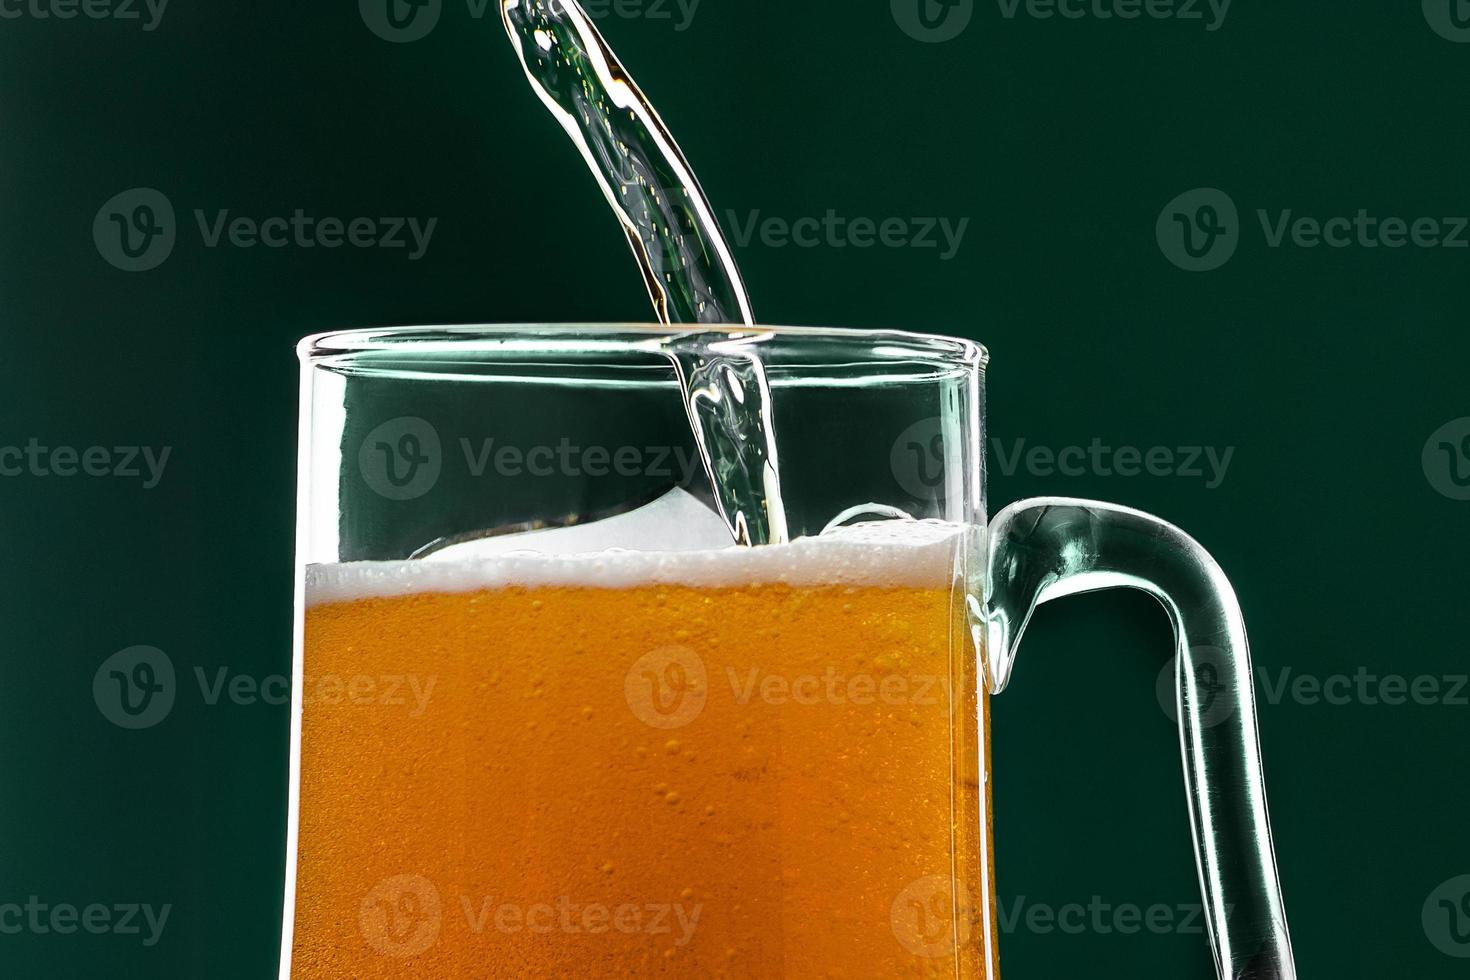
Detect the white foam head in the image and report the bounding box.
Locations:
[419,487,735,561]
[306,493,967,607]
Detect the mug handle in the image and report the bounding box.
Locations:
[982,497,1296,980]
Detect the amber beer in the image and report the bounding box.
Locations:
[292,526,992,978]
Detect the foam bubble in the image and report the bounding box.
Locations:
[305,520,968,607]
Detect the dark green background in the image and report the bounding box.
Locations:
[2,1,1466,976]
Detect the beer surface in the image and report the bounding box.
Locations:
[293,531,990,978]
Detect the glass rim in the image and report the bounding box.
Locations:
[298,323,989,368]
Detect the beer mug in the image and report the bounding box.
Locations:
[284,326,1295,979]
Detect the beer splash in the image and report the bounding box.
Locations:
[500,0,789,544]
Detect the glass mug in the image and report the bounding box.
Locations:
[283,325,1295,979]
